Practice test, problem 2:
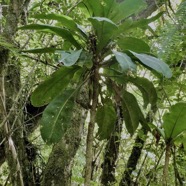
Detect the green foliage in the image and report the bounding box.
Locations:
[130,51,172,78]
[113,51,136,72]
[162,102,186,142]
[88,17,117,51]
[33,13,81,33]
[31,66,80,107]
[19,24,81,48]
[121,91,146,135]
[128,77,157,108]
[40,89,75,144]
[96,100,117,140]
[57,49,82,66]
[118,37,150,53]
[23,0,172,143]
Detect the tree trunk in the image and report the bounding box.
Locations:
[42,106,87,186]
[42,85,89,186]
[119,127,148,186]
[0,1,33,185]
[101,105,123,185]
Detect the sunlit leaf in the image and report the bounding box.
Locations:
[113,51,136,72]
[40,89,75,144]
[31,66,80,107]
[162,103,186,142]
[56,49,82,66]
[89,17,117,26]
[108,0,147,22]
[130,51,172,78]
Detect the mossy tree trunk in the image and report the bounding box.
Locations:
[0,1,33,185]
[101,105,123,185]
[42,85,89,186]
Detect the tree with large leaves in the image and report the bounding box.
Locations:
[1,0,185,185]
[19,0,172,185]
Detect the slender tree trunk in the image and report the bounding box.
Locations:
[163,143,171,186]
[119,107,157,186]
[101,105,123,185]
[84,68,99,186]
[119,127,148,186]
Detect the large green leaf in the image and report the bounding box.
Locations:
[56,49,82,66]
[83,0,146,23]
[31,66,80,107]
[96,102,117,140]
[129,77,157,108]
[113,51,136,72]
[108,0,147,23]
[118,37,150,53]
[40,89,75,144]
[89,17,118,51]
[82,0,103,17]
[122,91,145,135]
[34,14,78,31]
[19,24,81,48]
[33,13,87,38]
[130,51,172,78]
[162,103,186,142]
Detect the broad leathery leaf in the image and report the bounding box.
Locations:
[82,0,103,17]
[31,66,80,107]
[129,77,157,108]
[118,37,150,53]
[108,0,147,23]
[34,14,78,31]
[33,14,87,38]
[88,17,118,51]
[113,51,136,72]
[162,103,186,142]
[76,51,92,68]
[19,24,80,49]
[96,103,117,140]
[82,0,146,23]
[122,91,145,135]
[40,89,75,144]
[130,51,172,78]
[56,49,82,66]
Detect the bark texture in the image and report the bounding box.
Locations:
[101,105,123,185]
[42,84,89,186]
[0,1,32,185]
[42,106,87,186]
[119,128,148,186]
